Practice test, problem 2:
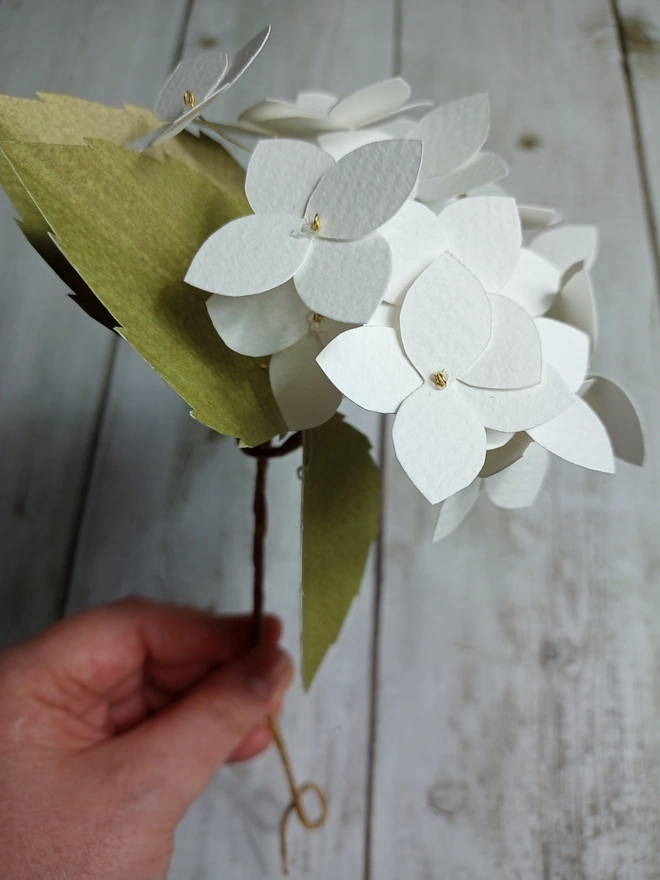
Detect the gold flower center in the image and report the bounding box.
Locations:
[431,370,448,389]
[184,90,196,109]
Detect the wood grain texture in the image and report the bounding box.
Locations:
[371,2,660,878]
[62,2,392,877]
[0,0,190,647]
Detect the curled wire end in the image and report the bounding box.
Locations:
[279,781,329,875]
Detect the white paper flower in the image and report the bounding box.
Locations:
[186,138,423,324]
[319,94,508,204]
[318,253,573,503]
[232,78,429,138]
[137,28,271,150]
[206,280,348,431]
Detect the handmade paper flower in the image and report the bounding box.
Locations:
[232,77,428,138]
[186,138,423,323]
[206,280,348,431]
[379,195,523,307]
[319,93,508,204]
[318,253,574,503]
[137,28,271,149]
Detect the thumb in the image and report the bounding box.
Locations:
[106,643,294,816]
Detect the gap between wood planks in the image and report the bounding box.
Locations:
[610,0,660,303]
[55,0,196,619]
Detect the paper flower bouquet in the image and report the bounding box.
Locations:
[0,26,644,873]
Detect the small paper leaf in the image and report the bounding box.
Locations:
[302,415,381,689]
[2,139,285,445]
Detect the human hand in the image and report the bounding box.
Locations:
[0,598,293,880]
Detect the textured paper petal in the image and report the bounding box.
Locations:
[155,52,229,121]
[301,415,380,689]
[498,249,562,317]
[245,115,340,137]
[295,90,338,114]
[519,204,562,231]
[368,302,400,329]
[535,318,590,393]
[582,376,645,466]
[239,98,314,125]
[479,433,532,478]
[147,105,208,147]
[328,78,412,128]
[530,224,599,273]
[211,27,271,93]
[271,334,342,430]
[546,266,598,347]
[316,317,354,347]
[245,139,334,217]
[206,281,310,356]
[410,94,490,180]
[415,152,508,203]
[400,253,491,378]
[486,429,515,449]
[186,214,311,296]
[306,140,423,240]
[459,364,573,432]
[484,443,549,508]
[392,386,486,504]
[317,326,422,414]
[529,397,615,473]
[294,234,390,324]
[461,294,542,389]
[439,196,522,293]
[379,202,448,306]
[317,129,391,161]
[433,480,481,542]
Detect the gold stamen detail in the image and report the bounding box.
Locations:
[184,90,196,109]
[312,313,323,324]
[311,213,321,232]
[432,370,448,388]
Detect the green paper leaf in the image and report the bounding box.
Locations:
[301,415,381,689]
[0,93,247,328]
[2,138,284,446]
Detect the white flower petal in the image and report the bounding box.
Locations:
[306,140,423,240]
[239,98,313,126]
[295,91,338,114]
[498,249,562,317]
[381,118,417,138]
[251,115,341,137]
[484,443,549,508]
[392,386,486,504]
[480,433,532,478]
[535,318,590,393]
[486,429,515,449]
[270,334,342,431]
[316,317,354,347]
[378,202,448,306]
[433,480,481,542]
[368,302,400,329]
[415,152,508,204]
[409,94,490,180]
[400,253,491,378]
[328,78,412,128]
[546,266,598,348]
[459,364,574,432]
[147,104,209,147]
[206,281,310,356]
[528,397,615,473]
[529,224,599,274]
[582,376,645,466]
[439,196,522,293]
[317,129,391,161]
[245,140,335,216]
[518,204,562,232]
[317,326,422,414]
[185,214,311,296]
[294,235,390,324]
[211,27,271,93]
[461,294,542,389]
[155,51,229,122]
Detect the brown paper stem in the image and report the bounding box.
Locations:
[244,436,328,875]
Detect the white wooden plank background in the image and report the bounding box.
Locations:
[1,1,659,878]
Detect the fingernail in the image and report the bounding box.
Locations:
[248,646,292,701]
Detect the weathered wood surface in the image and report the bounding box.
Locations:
[1,1,659,878]
[0,0,191,646]
[372,2,660,878]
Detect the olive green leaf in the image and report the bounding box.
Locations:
[1,138,284,446]
[301,414,381,689]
